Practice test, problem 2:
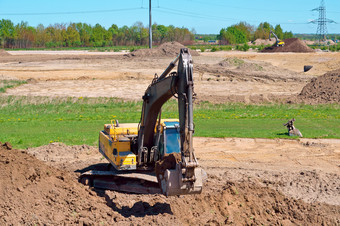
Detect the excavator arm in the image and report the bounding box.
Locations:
[137,48,203,196]
[269,30,285,47]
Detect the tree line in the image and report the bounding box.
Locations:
[219,22,294,45]
[0,19,194,48]
[0,19,295,49]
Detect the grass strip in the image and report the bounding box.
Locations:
[0,80,27,93]
[0,96,339,149]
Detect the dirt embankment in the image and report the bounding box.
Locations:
[0,143,117,225]
[261,38,314,53]
[127,41,200,57]
[195,57,306,83]
[1,142,339,225]
[298,68,340,104]
[0,49,11,56]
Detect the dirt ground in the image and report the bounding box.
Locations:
[2,50,340,103]
[1,49,340,224]
[1,137,339,225]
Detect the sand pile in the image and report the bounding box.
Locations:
[0,49,11,56]
[298,68,340,104]
[252,39,276,46]
[127,42,199,57]
[261,38,314,53]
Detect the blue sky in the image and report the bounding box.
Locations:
[0,0,339,34]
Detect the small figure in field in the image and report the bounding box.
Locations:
[283,118,303,137]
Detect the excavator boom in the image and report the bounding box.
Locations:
[137,48,202,196]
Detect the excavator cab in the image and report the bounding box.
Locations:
[156,120,181,156]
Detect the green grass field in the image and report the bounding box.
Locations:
[0,96,339,149]
[0,80,27,93]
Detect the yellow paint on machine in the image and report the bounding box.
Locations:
[99,123,138,170]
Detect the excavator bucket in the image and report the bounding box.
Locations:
[157,162,203,196]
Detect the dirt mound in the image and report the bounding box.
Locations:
[0,144,119,225]
[252,38,276,46]
[0,49,11,56]
[127,42,199,57]
[261,38,314,53]
[196,57,305,83]
[26,142,101,171]
[298,68,340,104]
[18,142,340,224]
[103,179,340,225]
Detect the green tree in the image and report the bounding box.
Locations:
[234,22,253,41]
[15,21,36,48]
[35,24,50,47]
[219,26,247,44]
[64,23,80,46]
[0,19,16,48]
[283,31,293,39]
[76,23,92,46]
[90,24,110,46]
[108,24,118,45]
[274,24,283,40]
[254,22,273,39]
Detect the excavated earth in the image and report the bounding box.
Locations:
[1,140,339,225]
[298,68,340,104]
[0,49,11,56]
[2,42,340,104]
[127,41,200,57]
[261,38,314,53]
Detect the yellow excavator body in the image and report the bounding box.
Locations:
[99,122,138,170]
[99,119,181,171]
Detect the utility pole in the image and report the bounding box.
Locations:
[310,0,335,43]
[149,0,152,48]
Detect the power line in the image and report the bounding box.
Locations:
[155,6,308,25]
[0,7,145,16]
[182,0,315,14]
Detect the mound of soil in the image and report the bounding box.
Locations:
[104,179,340,225]
[252,38,276,46]
[195,57,305,83]
[0,144,118,225]
[0,49,11,56]
[261,38,314,53]
[2,143,340,224]
[127,42,199,57]
[298,68,340,104]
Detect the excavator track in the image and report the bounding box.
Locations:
[79,170,161,194]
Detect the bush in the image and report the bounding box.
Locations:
[211,46,218,52]
[219,46,233,51]
[256,44,265,51]
[45,42,56,48]
[241,43,250,51]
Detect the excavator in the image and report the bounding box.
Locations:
[80,48,203,196]
[269,30,285,47]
